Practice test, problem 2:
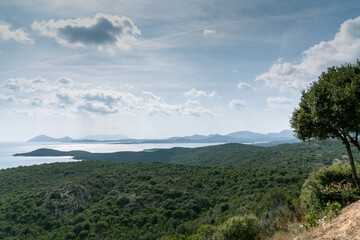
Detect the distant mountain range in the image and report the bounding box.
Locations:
[28,130,297,144]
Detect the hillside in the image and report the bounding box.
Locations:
[297,200,360,240]
[0,161,310,239]
[15,140,360,168]
[6,139,360,239]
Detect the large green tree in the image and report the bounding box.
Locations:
[291,60,360,192]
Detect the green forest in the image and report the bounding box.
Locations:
[2,139,360,239]
[0,160,309,239]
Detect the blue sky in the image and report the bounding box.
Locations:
[1,0,360,141]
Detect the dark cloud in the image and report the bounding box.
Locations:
[58,17,121,46]
[32,14,141,50]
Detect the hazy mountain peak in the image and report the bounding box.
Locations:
[28,135,74,142]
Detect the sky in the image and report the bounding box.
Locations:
[1,0,360,141]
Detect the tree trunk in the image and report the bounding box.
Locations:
[344,139,360,192]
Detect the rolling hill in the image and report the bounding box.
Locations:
[15,140,358,168]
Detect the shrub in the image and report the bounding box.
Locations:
[301,162,359,211]
[213,214,261,240]
[323,201,342,220]
[189,225,216,240]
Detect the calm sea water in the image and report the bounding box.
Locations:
[0,142,222,170]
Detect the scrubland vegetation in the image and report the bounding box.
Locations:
[0,160,310,239]
[2,139,360,239]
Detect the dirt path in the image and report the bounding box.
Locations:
[297,200,360,240]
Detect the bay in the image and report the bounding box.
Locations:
[0,142,222,170]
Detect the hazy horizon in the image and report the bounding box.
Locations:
[21,128,293,142]
[1,1,360,141]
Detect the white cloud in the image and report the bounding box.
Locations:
[0,94,15,102]
[142,92,215,117]
[1,77,215,117]
[267,97,294,109]
[229,99,246,109]
[30,97,43,106]
[55,88,77,105]
[256,16,360,91]
[78,101,119,114]
[0,21,33,43]
[185,100,201,106]
[4,78,22,92]
[183,88,217,98]
[32,13,141,51]
[203,29,216,35]
[142,91,164,102]
[237,82,254,90]
[2,76,48,92]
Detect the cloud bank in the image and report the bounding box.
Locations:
[0,21,33,43]
[32,14,141,50]
[256,16,360,91]
[0,77,214,117]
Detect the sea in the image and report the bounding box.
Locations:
[0,142,222,170]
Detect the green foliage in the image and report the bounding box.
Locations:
[304,210,319,229]
[301,162,359,211]
[291,60,360,142]
[0,161,309,239]
[291,60,360,191]
[323,201,342,220]
[188,224,216,240]
[299,201,342,231]
[213,215,261,240]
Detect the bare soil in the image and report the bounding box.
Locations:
[296,200,360,240]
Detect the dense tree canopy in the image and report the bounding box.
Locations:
[291,60,360,191]
[0,161,309,239]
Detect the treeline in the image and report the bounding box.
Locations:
[0,161,310,239]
